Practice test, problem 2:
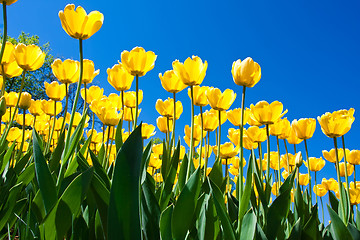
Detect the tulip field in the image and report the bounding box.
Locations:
[1,1,360,240]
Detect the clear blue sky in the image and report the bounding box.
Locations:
[5,0,360,221]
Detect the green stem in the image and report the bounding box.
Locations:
[60,83,68,132]
[18,108,26,158]
[166,116,170,147]
[105,126,111,168]
[217,110,221,159]
[320,196,324,224]
[186,85,195,181]
[304,139,312,204]
[334,137,345,218]
[1,64,6,96]
[134,75,139,130]
[342,136,350,196]
[315,171,318,205]
[199,106,204,169]
[266,124,271,181]
[284,139,290,173]
[354,166,357,190]
[45,101,57,154]
[170,92,176,152]
[258,142,263,182]
[294,144,297,154]
[239,86,246,197]
[204,131,210,182]
[82,82,87,115]
[276,136,281,190]
[0,2,7,77]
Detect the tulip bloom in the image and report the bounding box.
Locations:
[2,60,23,78]
[246,126,267,143]
[82,59,100,84]
[339,162,354,177]
[29,100,44,117]
[19,92,32,110]
[81,86,104,104]
[141,123,156,140]
[227,108,250,127]
[317,108,355,138]
[107,63,134,91]
[159,70,186,93]
[5,92,18,107]
[347,150,360,165]
[156,116,173,133]
[232,57,261,88]
[155,98,183,119]
[305,157,325,172]
[1,0,18,6]
[270,118,290,138]
[172,56,208,86]
[0,42,15,64]
[14,44,45,71]
[313,184,327,197]
[213,142,239,159]
[291,118,316,140]
[51,59,80,84]
[59,4,104,40]
[286,126,303,145]
[45,81,66,101]
[322,148,347,163]
[299,173,309,186]
[188,86,210,107]
[206,87,236,111]
[121,47,157,77]
[41,100,62,116]
[249,100,287,125]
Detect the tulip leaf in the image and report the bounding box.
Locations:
[227,192,239,223]
[90,150,111,189]
[33,130,57,215]
[16,162,35,186]
[197,193,219,240]
[209,179,236,240]
[171,167,201,240]
[240,209,257,240]
[208,159,223,190]
[0,141,15,174]
[338,182,350,224]
[0,183,22,231]
[328,206,353,240]
[239,159,253,227]
[14,150,31,175]
[329,190,339,213]
[302,205,322,240]
[115,120,123,152]
[177,154,189,192]
[107,124,142,240]
[287,218,302,240]
[141,139,152,185]
[348,223,360,240]
[49,129,65,172]
[160,205,174,240]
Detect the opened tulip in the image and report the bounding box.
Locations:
[142,123,156,139]
[270,118,290,138]
[213,142,239,159]
[313,184,327,197]
[305,157,325,172]
[322,148,347,163]
[159,70,186,93]
[227,108,250,127]
[155,98,183,119]
[286,125,303,145]
[249,100,287,125]
[65,112,89,128]
[291,118,316,140]
[16,114,34,126]
[51,59,80,84]
[172,56,208,86]
[82,59,99,84]
[299,173,309,186]
[246,126,267,143]
[121,47,157,77]
[45,81,66,101]
[206,87,236,111]
[2,60,23,78]
[347,150,360,165]
[202,110,218,132]
[0,42,15,64]
[99,106,122,127]
[59,4,104,40]
[1,0,18,6]
[28,100,44,117]
[41,100,62,116]
[14,44,45,71]
[188,86,210,107]
[81,86,104,104]
[124,90,143,108]
[317,108,355,138]
[156,116,173,133]
[232,57,261,88]
[107,63,134,91]
[19,92,32,110]
[5,91,18,107]
[184,124,204,147]
[339,162,354,177]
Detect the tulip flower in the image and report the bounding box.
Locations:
[14,43,45,72]
[232,57,261,88]
[347,150,360,165]
[184,124,204,147]
[0,42,15,65]
[107,63,134,92]
[41,100,62,116]
[1,1,18,6]
[339,162,354,177]
[172,56,208,86]
[227,108,250,127]
[5,91,18,107]
[19,92,31,110]
[188,86,210,107]
[305,157,325,172]
[250,100,287,125]
[82,59,99,84]
[159,70,186,93]
[121,47,156,77]
[108,93,122,110]
[156,116,173,133]
[142,123,156,140]
[45,81,66,101]
[2,60,23,78]
[59,4,104,40]
[299,173,309,186]
[202,110,218,132]
[286,125,303,145]
[124,90,143,108]
[81,86,104,104]
[317,108,355,138]
[246,126,267,143]
[51,59,80,84]
[206,87,236,111]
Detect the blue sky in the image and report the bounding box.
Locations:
[5,0,360,221]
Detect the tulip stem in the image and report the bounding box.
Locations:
[320,196,324,224]
[1,64,6,97]
[266,124,271,181]
[83,82,87,115]
[170,92,176,152]
[276,136,281,190]
[186,85,195,182]
[45,101,57,155]
[239,86,246,197]
[354,167,357,190]
[333,137,345,219]
[199,106,204,169]
[133,75,139,131]
[304,139,312,205]
[18,108,26,158]
[284,139,290,173]
[217,110,221,159]
[258,142,263,182]
[342,136,350,196]
[105,126,111,168]
[294,144,297,154]
[0,2,7,87]
[64,39,83,154]
[204,131,210,182]
[166,116,170,147]
[61,83,68,132]
[315,171,318,205]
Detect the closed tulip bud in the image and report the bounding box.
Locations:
[142,123,156,139]
[172,56,208,86]
[0,97,6,117]
[347,150,360,165]
[232,57,261,88]
[295,151,303,167]
[159,70,186,93]
[246,126,267,143]
[29,100,44,116]
[286,125,303,144]
[124,90,143,108]
[45,81,66,101]
[156,116,173,133]
[14,43,45,71]
[59,4,104,40]
[188,86,210,107]
[305,157,325,172]
[121,47,157,77]
[317,108,355,138]
[339,162,354,177]
[155,98,183,119]
[250,100,287,125]
[4,91,18,107]
[19,92,32,110]
[81,86,104,104]
[51,59,80,84]
[2,59,23,78]
[313,184,327,197]
[291,118,316,140]
[322,148,348,163]
[206,87,236,111]
[107,63,134,91]
[82,59,100,84]
[0,42,15,65]
[227,108,250,127]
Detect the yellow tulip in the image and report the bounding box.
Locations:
[155,98,183,119]
[291,118,316,140]
[349,188,360,205]
[82,59,100,84]
[257,158,267,172]
[229,165,239,176]
[107,63,134,91]
[156,116,173,133]
[41,100,62,116]
[188,85,210,107]
[19,92,32,110]
[321,178,338,192]
[45,81,66,101]
[270,118,290,138]
[197,146,212,159]
[202,109,218,132]
[5,91,18,107]
[213,142,239,159]
[205,87,236,111]
[65,112,89,128]
[149,153,162,169]
[59,4,104,40]
[227,128,257,150]
[121,106,141,122]
[16,114,34,126]
[347,150,360,165]
[304,157,325,172]
[299,173,309,186]
[249,100,287,125]
[339,162,354,177]
[322,148,348,164]
[159,70,186,93]
[108,93,122,110]
[172,56,208,86]
[230,156,246,169]
[184,124,204,147]
[152,144,164,156]
[317,108,355,138]
[7,127,21,142]
[121,47,157,77]
[14,43,45,71]
[313,184,327,197]
[0,42,15,64]
[271,183,280,196]
[227,108,250,127]
[51,59,80,84]
[232,57,261,88]
[141,123,156,139]
[280,153,296,168]
[286,125,303,145]
[87,130,102,144]
[246,126,267,143]
[124,90,143,108]
[100,106,122,127]
[81,85,104,104]
[2,59,23,78]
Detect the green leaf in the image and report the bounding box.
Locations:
[240,209,257,240]
[209,179,236,240]
[338,182,350,224]
[160,205,174,240]
[33,130,57,214]
[348,223,360,240]
[107,124,143,240]
[287,219,302,240]
[171,167,201,240]
[13,150,32,174]
[329,191,339,213]
[177,154,189,192]
[197,193,219,240]
[90,150,111,189]
[140,140,152,184]
[49,129,65,172]
[0,141,15,174]
[302,205,322,240]
[239,159,253,224]
[208,159,223,189]
[328,206,353,240]
[16,162,35,186]
[115,120,123,152]
[0,183,22,231]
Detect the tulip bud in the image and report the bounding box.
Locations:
[19,92,32,110]
[295,151,303,167]
[0,97,6,117]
